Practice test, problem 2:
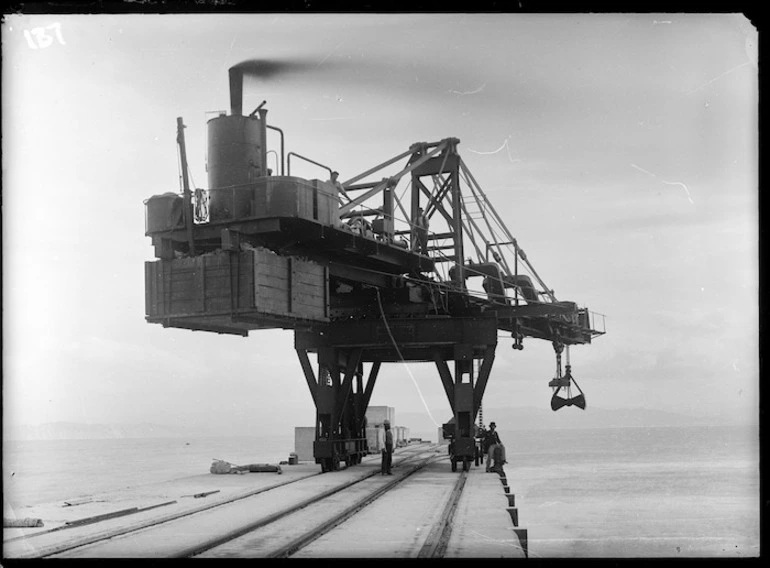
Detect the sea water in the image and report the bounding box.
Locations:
[3,435,294,508]
[497,424,759,558]
[2,425,759,557]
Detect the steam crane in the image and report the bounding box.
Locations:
[143,65,605,473]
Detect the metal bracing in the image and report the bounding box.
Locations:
[361,360,381,418]
[432,343,495,425]
[433,353,456,414]
[415,178,454,228]
[297,346,373,472]
[456,197,487,264]
[423,171,487,266]
[426,175,453,219]
[332,348,363,437]
[448,142,464,286]
[296,348,318,406]
[338,141,448,217]
[341,148,414,188]
[472,345,496,418]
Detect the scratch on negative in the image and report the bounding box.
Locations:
[316,43,342,68]
[661,180,694,204]
[449,83,486,95]
[467,137,519,163]
[630,163,694,204]
[686,61,750,95]
[225,36,237,61]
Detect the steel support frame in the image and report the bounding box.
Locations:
[409,141,464,285]
[295,316,498,472]
[296,347,379,472]
[434,343,495,471]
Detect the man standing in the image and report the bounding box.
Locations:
[475,423,487,466]
[329,171,350,203]
[414,207,429,255]
[484,421,502,473]
[382,420,394,475]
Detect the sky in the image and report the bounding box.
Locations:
[2,14,758,438]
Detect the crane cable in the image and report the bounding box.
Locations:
[373,287,440,428]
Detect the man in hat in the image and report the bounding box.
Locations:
[382,420,394,475]
[484,422,503,473]
[329,171,350,204]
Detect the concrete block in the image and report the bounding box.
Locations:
[366,406,395,427]
[513,528,528,558]
[506,507,519,527]
[294,427,315,461]
[366,426,385,453]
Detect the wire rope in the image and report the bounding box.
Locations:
[374,288,440,428]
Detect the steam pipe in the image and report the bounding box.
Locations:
[257,109,268,177]
[266,124,285,175]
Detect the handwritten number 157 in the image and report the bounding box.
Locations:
[24,23,66,49]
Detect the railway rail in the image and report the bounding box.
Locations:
[198,449,452,558]
[9,444,484,559]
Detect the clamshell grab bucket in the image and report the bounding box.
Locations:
[550,371,586,411]
[551,391,586,411]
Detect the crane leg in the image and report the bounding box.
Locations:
[297,347,375,472]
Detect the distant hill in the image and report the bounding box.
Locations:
[6,406,755,442]
[396,405,755,440]
[4,421,197,441]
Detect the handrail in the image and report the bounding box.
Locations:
[287,152,333,178]
[266,125,285,175]
[266,150,279,175]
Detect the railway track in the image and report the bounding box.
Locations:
[9,444,479,559]
[198,451,466,558]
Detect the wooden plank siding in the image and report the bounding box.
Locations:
[145,248,329,330]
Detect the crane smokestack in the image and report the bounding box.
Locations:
[229,66,244,116]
